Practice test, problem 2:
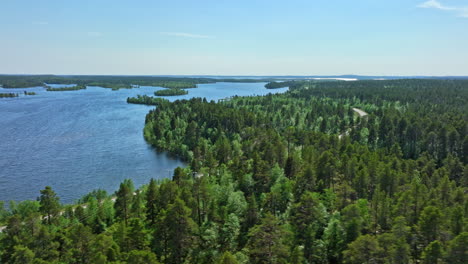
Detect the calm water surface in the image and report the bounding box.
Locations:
[0,82,287,203]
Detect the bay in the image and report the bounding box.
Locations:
[0,82,288,203]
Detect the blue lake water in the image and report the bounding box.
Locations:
[0,82,288,203]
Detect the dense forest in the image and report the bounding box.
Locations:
[154,88,189,96]
[0,79,466,264]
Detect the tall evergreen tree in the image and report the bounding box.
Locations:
[146,178,159,226]
[38,186,60,225]
[444,232,468,264]
[114,179,134,225]
[246,213,291,264]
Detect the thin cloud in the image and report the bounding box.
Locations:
[418,0,468,17]
[160,32,214,39]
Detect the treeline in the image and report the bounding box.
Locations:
[126,95,169,106]
[87,83,134,90]
[0,75,280,89]
[0,79,466,264]
[0,75,215,89]
[0,92,36,97]
[152,82,197,89]
[0,93,18,98]
[154,88,188,96]
[0,76,46,88]
[265,81,295,89]
[46,85,87,92]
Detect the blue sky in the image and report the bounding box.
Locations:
[1,0,467,75]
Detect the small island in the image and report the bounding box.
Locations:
[154,88,188,96]
[0,93,19,98]
[127,95,169,105]
[24,91,36,95]
[46,85,87,91]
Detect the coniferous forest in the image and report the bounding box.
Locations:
[0,79,467,264]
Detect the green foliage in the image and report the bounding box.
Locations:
[265,81,294,89]
[127,95,169,106]
[0,74,219,89]
[45,84,86,91]
[216,251,239,264]
[343,234,381,264]
[114,179,134,225]
[421,240,444,264]
[247,213,291,264]
[0,78,466,264]
[38,186,60,225]
[10,245,35,264]
[0,93,19,98]
[445,232,468,264]
[154,88,189,96]
[127,250,160,264]
[418,205,443,245]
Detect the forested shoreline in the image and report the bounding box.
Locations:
[0,75,273,90]
[154,88,189,96]
[46,85,87,92]
[0,79,466,264]
[0,93,19,98]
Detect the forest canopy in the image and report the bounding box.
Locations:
[0,78,467,264]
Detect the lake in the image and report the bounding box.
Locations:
[0,82,288,204]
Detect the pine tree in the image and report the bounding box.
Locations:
[146,178,159,226]
[164,198,197,264]
[216,251,239,264]
[38,186,60,224]
[418,206,443,245]
[343,235,382,264]
[421,240,444,264]
[290,191,327,247]
[130,190,144,219]
[114,179,134,225]
[68,223,94,264]
[323,214,345,263]
[128,218,149,251]
[219,213,240,252]
[246,213,291,264]
[10,245,35,264]
[445,232,468,264]
[127,250,160,264]
[90,234,120,263]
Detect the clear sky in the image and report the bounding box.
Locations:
[1,0,467,76]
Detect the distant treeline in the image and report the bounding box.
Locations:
[45,84,87,91]
[154,88,189,96]
[0,75,277,89]
[0,93,18,98]
[153,82,196,89]
[265,81,295,89]
[0,76,46,88]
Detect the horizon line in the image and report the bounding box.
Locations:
[1,73,468,78]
